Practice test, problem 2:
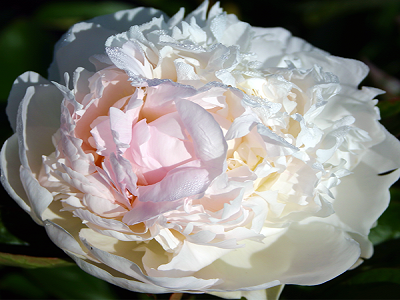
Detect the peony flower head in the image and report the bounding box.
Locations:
[2,1,400,299]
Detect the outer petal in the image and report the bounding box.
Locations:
[13,79,64,222]
[333,126,400,236]
[91,7,167,32]
[17,82,63,175]
[44,220,87,257]
[69,253,174,294]
[6,72,49,131]
[48,23,118,83]
[197,223,360,290]
[3,72,62,222]
[48,8,167,82]
[210,285,284,300]
[288,52,369,86]
[80,232,221,291]
[0,134,30,213]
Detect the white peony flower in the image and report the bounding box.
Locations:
[2,1,400,299]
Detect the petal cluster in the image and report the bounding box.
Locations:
[2,1,400,299]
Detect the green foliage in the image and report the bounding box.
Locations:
[0,252,73,268]
[0,265,117,299]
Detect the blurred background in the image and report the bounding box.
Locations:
[0,0,400,299]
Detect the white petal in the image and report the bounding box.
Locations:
[158,240,232,273]
[49,23,115,82]
[82,194,127,217]
[197,223,359,290]
[137,165,209,203]
[293,52,369,87]
[333,126,400,236]
[69,252,172,294]
[250,27,294,65]
[80,236,221,290]
[20,166,53,224]
[6,72,49,131]
[74,209,132,233]
[16,83,62,175]
[123,198,184,225]
[44,220,87,257]
[48,7,165,81]
[93,7,166,32]
[106,40,154,80]
[0,134,30,213]
[176,99,227,174]
[184,0,209,25]
[210,285,284,300]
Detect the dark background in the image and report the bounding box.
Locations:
[0,0,400,299]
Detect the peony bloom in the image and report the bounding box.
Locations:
[2,1,400,299]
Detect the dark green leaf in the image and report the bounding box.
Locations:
[0,265,118,299]
[0,269,48,298]
[24,265,117,299]
[0,252,73,268]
